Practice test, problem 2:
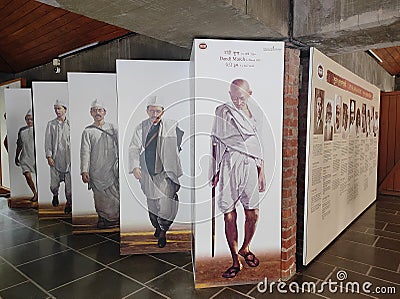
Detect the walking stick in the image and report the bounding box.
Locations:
[212,143,217,258]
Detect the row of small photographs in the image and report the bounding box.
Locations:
[313,88,379,141]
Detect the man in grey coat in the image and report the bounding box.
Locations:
[45,99,72,214]
[80,99,119,229]
[129,96,182,248]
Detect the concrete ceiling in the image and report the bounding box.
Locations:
[3,0,400,75]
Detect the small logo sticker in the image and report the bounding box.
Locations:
[199,43,207,49]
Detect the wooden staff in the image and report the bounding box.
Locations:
[212,143,217,258]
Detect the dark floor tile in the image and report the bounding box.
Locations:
[50,268,141,298]
[327,239,400,271]
[350,219,386,232]
[299,260,335,280]
[183,262,193,272]
[385,223,400,234]
[339,230,378,246]
[37,222,73,239]
[378,195,400,204]
[375,211,400,224]
[0,227,45,250]
[0,214,23,232]
[79,240,122,265]
[96,232,120,242]
[319,286,380,299]
[229,283,257,295]
[0,281,49,299]
[214,288,251,298]
[150,251,192,267]
[147,268,220,298]
[330,268,398,299]
[109,254,174,283]
[17,250,104,290]
[369,267,400,284]
[366,228,400,240]
[374,236,400,251]
[56,233,107,250]
[317,253,370,274]
[0,238,68,266]
[125,286,167,299]
[376,206,398,214]
[0,262,27,290]
[376,201,400,212]
[251,285,324,298]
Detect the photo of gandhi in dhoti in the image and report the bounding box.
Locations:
[129,96,183,248]
[210,79,265,279]
[15,109,37,202]
[45,99,72,214]
[80,99,120,229]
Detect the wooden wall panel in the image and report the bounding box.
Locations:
[379,91,400,194]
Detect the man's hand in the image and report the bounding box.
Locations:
[132,168,142,180]
[212,172,219,187]
[47,157,54,167]
[81,172,90,183]
[15,157,20,167]
[258,169,266,192]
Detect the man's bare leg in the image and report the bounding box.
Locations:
[23,171,38,201]
[238,208,259,267]
[224,209,240,267]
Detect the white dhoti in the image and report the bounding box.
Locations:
[92,182,120,222]
[50,167,72,201]
[218,150,259,213]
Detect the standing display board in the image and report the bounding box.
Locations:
[303,48,381,265]
[192,39,284,288]
[68,73,120,233]
[5,88,37,208]
[32,82,71,218]
[0,79,23,192]
[117,60,191,254]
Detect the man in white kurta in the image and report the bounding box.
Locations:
[80,99,119,229]
[45,100,72,214]
[211,79,266,278]
[15,109,37,201]
[129,96,182,248]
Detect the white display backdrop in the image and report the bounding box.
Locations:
[68,73,119,232]
[303,48,381,265]
[117,60,191,254]
[192,39,284,288]
[4,89,35,198]
[0,79,22,189]
[32,82,70,217]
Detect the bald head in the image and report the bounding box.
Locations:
[229,79,252,110]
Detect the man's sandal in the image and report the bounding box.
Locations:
[222,264,242,278]
[240,251,259,267]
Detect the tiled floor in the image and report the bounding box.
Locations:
[0,195,399,298]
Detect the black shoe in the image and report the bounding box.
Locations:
[52,195,59,207]
[154,227,161,238]
[64,202,72,214]
[158,237,167,248]
[97,217,119,229]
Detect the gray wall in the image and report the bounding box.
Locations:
[330,51,395,92]
[0,33,190,87]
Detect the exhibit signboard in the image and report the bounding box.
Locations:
[303,48,380,265]
[117,60,191,254]
[68,73,120,233]
[191,39,284,288]
[32,82,71,218]
[5,88,37,207]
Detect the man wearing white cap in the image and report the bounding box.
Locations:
[129,95,183,248]
[45,99,72,214]
[80,99,119,229]
[15,109,37,201]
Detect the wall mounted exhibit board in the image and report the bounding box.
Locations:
[116,60,191,254]
[191,39,284,288]
[4,88,37,208]
[303,48,381,265]
[0,79,24,193]
[32,82,71,219]
[68,73,120,233]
